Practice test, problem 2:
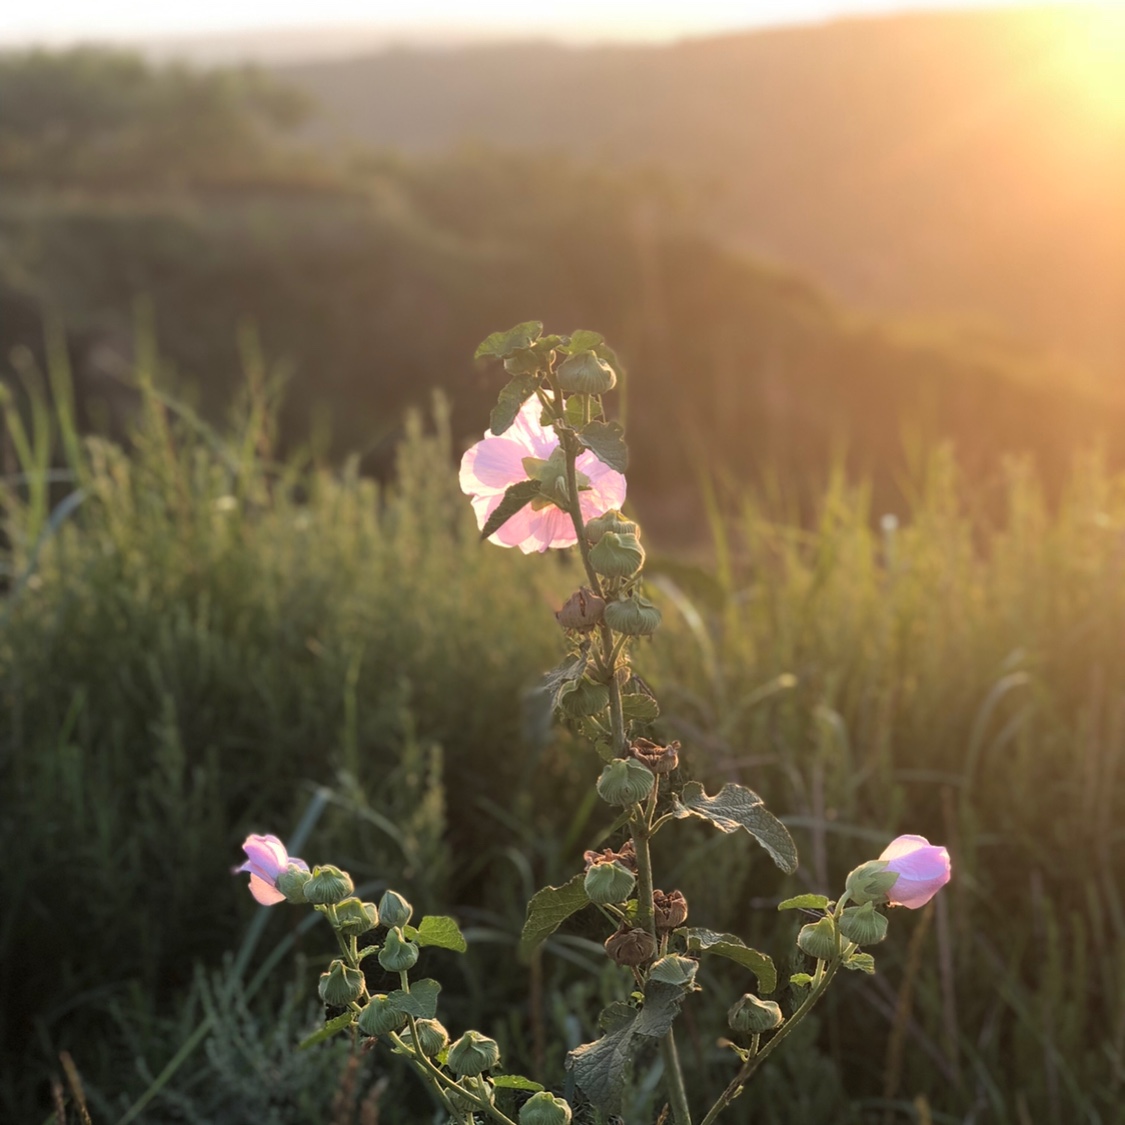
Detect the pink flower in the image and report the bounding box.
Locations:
[234,833,308,905]
[878,834,951,909]
[459,398,627,553]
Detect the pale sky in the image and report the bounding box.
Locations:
[0,0,1096,47]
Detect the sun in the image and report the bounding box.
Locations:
[1036,5,1125,126]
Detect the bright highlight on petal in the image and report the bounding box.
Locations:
[460,398,626,553]
[878,834,951,910]
[233,833,308,906]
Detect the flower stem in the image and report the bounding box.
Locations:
[661,1028,694,1125]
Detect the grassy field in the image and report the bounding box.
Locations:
[3,348,1123,1123]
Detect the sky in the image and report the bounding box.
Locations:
[0,0,1098,47]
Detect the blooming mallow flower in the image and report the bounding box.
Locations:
[459,398,626,553]
[878,834,951,909]
[234,833,308,905]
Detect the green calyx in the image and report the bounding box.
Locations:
[596,758,655,806]
[318,960,365,1007]
[557,350,616,396]
[401,1017,449,1058]
[585,509,638,542]
[304,865,354,905]
[604,594,662,636]
[333,897,379,936]
[378,889,414,928]
[589,531,645,578]
[728,993,784,1033]
[583,861,636,905]
[797,917,840,962]
[519,1091,574,1125]
[844,859,900,905]
[378,927,420,973]
[357,994,407,1037]
[447,1030,502,1077]
[274,864,312,904]
[559,677,610,718]
[522,448,590,508]
[837,901,889,946]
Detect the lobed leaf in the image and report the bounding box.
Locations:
[298,1010,355,1050]
[843,952,876,974]
[475,321,543,359]
[385,978,442,1019]
[406,915,467,953]
[492,1075,545,1091]
[490,373,540,435]
[672,781,798,874]
[577,419,629,473]
[519,873,590,960]
[480,479,542,542]
[778,894,830,912]
[675,927,777,993]
[561,329,605,354]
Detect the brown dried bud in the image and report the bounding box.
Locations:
[582,839,638,874]
[630,738,680,774]
[653,889,689,932]
[556,587,605,631]
[604,925,658,967]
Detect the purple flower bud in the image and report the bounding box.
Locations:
[878,835,951,909]
[233,833,309,905]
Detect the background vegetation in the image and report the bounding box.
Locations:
[2,22,1123,1124]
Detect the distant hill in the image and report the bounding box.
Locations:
[283,6,1125,377]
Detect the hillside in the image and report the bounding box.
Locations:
[284,6,1125,377]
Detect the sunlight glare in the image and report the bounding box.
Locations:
[1039,6,1125,126]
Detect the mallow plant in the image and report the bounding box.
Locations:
[235,323,951,1125]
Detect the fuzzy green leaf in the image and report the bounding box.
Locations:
[843,952,877,974]
[543,652,588,711]
[490,374,540,435]
[475,321,543,359]
[298,1010,355,1050]
[577,420,629,473]
[562,329,605,354]
[621,692,660,723]
[672,781,798,874]
[789,973,815,988]
[565,395,603,426]
[778,894,830,912]
[519,873,590,960]
[384,978,442,1019]
[675,927,777,993]
[480,479,543,542]
[492,1075,545,1091]
[405,915,467,953]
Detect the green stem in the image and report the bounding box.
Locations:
[661,1028,694,1125]
[698,958,842,1125]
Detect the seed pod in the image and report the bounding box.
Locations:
[653,889,689,931]
[378,928,420,973]
[837,901,889,946]
[585,510,638,543]
[596,758,655,806]
[519,1091,573,1125]
[630,738,680,774]
[318,960,365,1007]
[334,897,379,936]
[357,994,407,1037]
[584,861,636,905]
[447,1030,502,1077]
[401,1018,449,1058]
[604,925,658,967]
[728,994,784,1033]
[604,594,662,637]
[556,587,605,630]
[589,532,645,579]
[557,350,616,395]
[304,865,354,905]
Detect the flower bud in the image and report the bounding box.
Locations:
[401,1017,450,1057]
[844,860,900,906]
[304,865,354,905]
[559,677,610,718]
[604,925,658,967]
[378,928,420,973]
[648,955,698,988]
[557,350,616,395]
[604,594,662,637]
[556,587,605,631]
[728,994,784,1034]
[318,960,365,1007]
[630,738,680,774]
[334,898,379,936]
[589,532,646,579]
[378,890,414,928]
[596,758,655,806]
[653,889,689,931]
[797,917,839,961]
[878,835,952,909]
[585,510,638,543]
[520,1091,573,1125]
[357,994,407,1037]
[584,861,636,905]
[447,1030,502,1076]
[275,864,312,904]
[837,901,889,946]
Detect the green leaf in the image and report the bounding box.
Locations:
[621,692,660,723]
[519,874,590,960]
[674,927,777,993]
[672,781,798,874]
[543,652,588,712]
[789,973,815,988]
[490,374,540,435]
[577,420,629,473]
[475,321,543,360]
[404,916,467,953]
[385,978,442,1019]
[843,952,876,974]
[778,894,830,912]
[561,329,605,354]
[298,1010,354,1050]
[356,944,380,963]
[565,979,689,1113]
[480,479,542,542]
[565,395,603,426]
[492,1075,545,1091]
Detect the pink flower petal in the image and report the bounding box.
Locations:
[505,398,558,458]
[459,435,530,495]
[248,873,287,906]
[878,834,951,909]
